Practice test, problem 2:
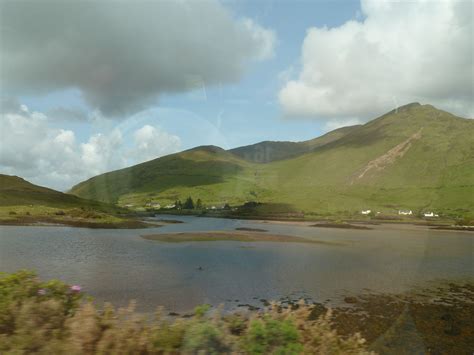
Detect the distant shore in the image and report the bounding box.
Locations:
[258,218,474,233]
[0,214,183,229]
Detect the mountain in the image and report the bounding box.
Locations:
[0,174,144,227]
[70,145,255,206]
[70,103,474,217]
[229,125,359,163]
[0,174,89,207]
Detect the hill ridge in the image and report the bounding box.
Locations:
[69,103,474,217]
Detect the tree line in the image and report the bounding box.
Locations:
[174,197,202,210]
[174,197,231,210]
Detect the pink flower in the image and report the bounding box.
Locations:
[37,289,47,295]
[70,285,81,292]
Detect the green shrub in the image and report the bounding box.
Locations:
[182,322,228,354]
[242,317,302,354]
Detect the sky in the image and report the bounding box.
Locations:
[1,0,472,191]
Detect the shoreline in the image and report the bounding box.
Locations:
[0,216,182,229]
[154,210,474,232]
[1,211,472,233]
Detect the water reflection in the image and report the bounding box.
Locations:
[0,216,472,311]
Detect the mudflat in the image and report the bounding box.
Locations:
[141,231,339,245]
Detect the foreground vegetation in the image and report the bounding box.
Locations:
[0,271,372,354]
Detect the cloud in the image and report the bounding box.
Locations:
[0,0,276,117]
[240,18,277,61]
[0,103,181,190]
[132,125,182,163]
[46,107,90,122]
[324,118,362,132]
[79,129,126,177]
[279,0,473,120]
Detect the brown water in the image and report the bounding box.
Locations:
[0,216,472,312]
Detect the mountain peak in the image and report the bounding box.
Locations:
[396,102,421,111]
[187,145,226,154]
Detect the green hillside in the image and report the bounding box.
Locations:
[0,174,145,228]
[0,174,112,209]
[229,125,359,163]
[70,146,261,207]
[1,175,85,207]
[70,103,474,218]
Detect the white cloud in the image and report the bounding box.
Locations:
[80,130,125,177]
[324,118,362,132]
[132,125,182,163]
[1,0,276,117]
[240,18,277,61]
[279,0,473,120]
[0,102,181,190]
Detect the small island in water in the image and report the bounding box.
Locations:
[141,230,339,245]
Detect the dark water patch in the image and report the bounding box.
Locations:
[311,222,372,230]
[235,227,268,232]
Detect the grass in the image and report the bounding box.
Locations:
[0,175,149,228]
[0,205,149,228]
[70,104,474,220]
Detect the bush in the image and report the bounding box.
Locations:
[242,317,302,354]
[0,271,374,354]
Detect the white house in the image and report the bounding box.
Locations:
[361,210,371,215]
[424,212,439,217]
[165,204,175,209]
[398,210,413,216]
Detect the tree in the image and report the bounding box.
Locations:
[196,199,203,209]
[183,197,195,209]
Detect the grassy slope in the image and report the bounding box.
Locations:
[0,174,146,227]
[70,104,474,217]
[70,146,263,206]
[257,104,474,216]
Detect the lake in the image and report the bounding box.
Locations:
[0,216,472,312]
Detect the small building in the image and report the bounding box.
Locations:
[398,210,413,216]
[165,204,176,209]
[361,210,371,215]
[424,212,439,217]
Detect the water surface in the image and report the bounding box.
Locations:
[0,216,472,311]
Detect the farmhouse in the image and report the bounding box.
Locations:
[398,210,413,216]
[423,212,439,217]
[361,210,371,215]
